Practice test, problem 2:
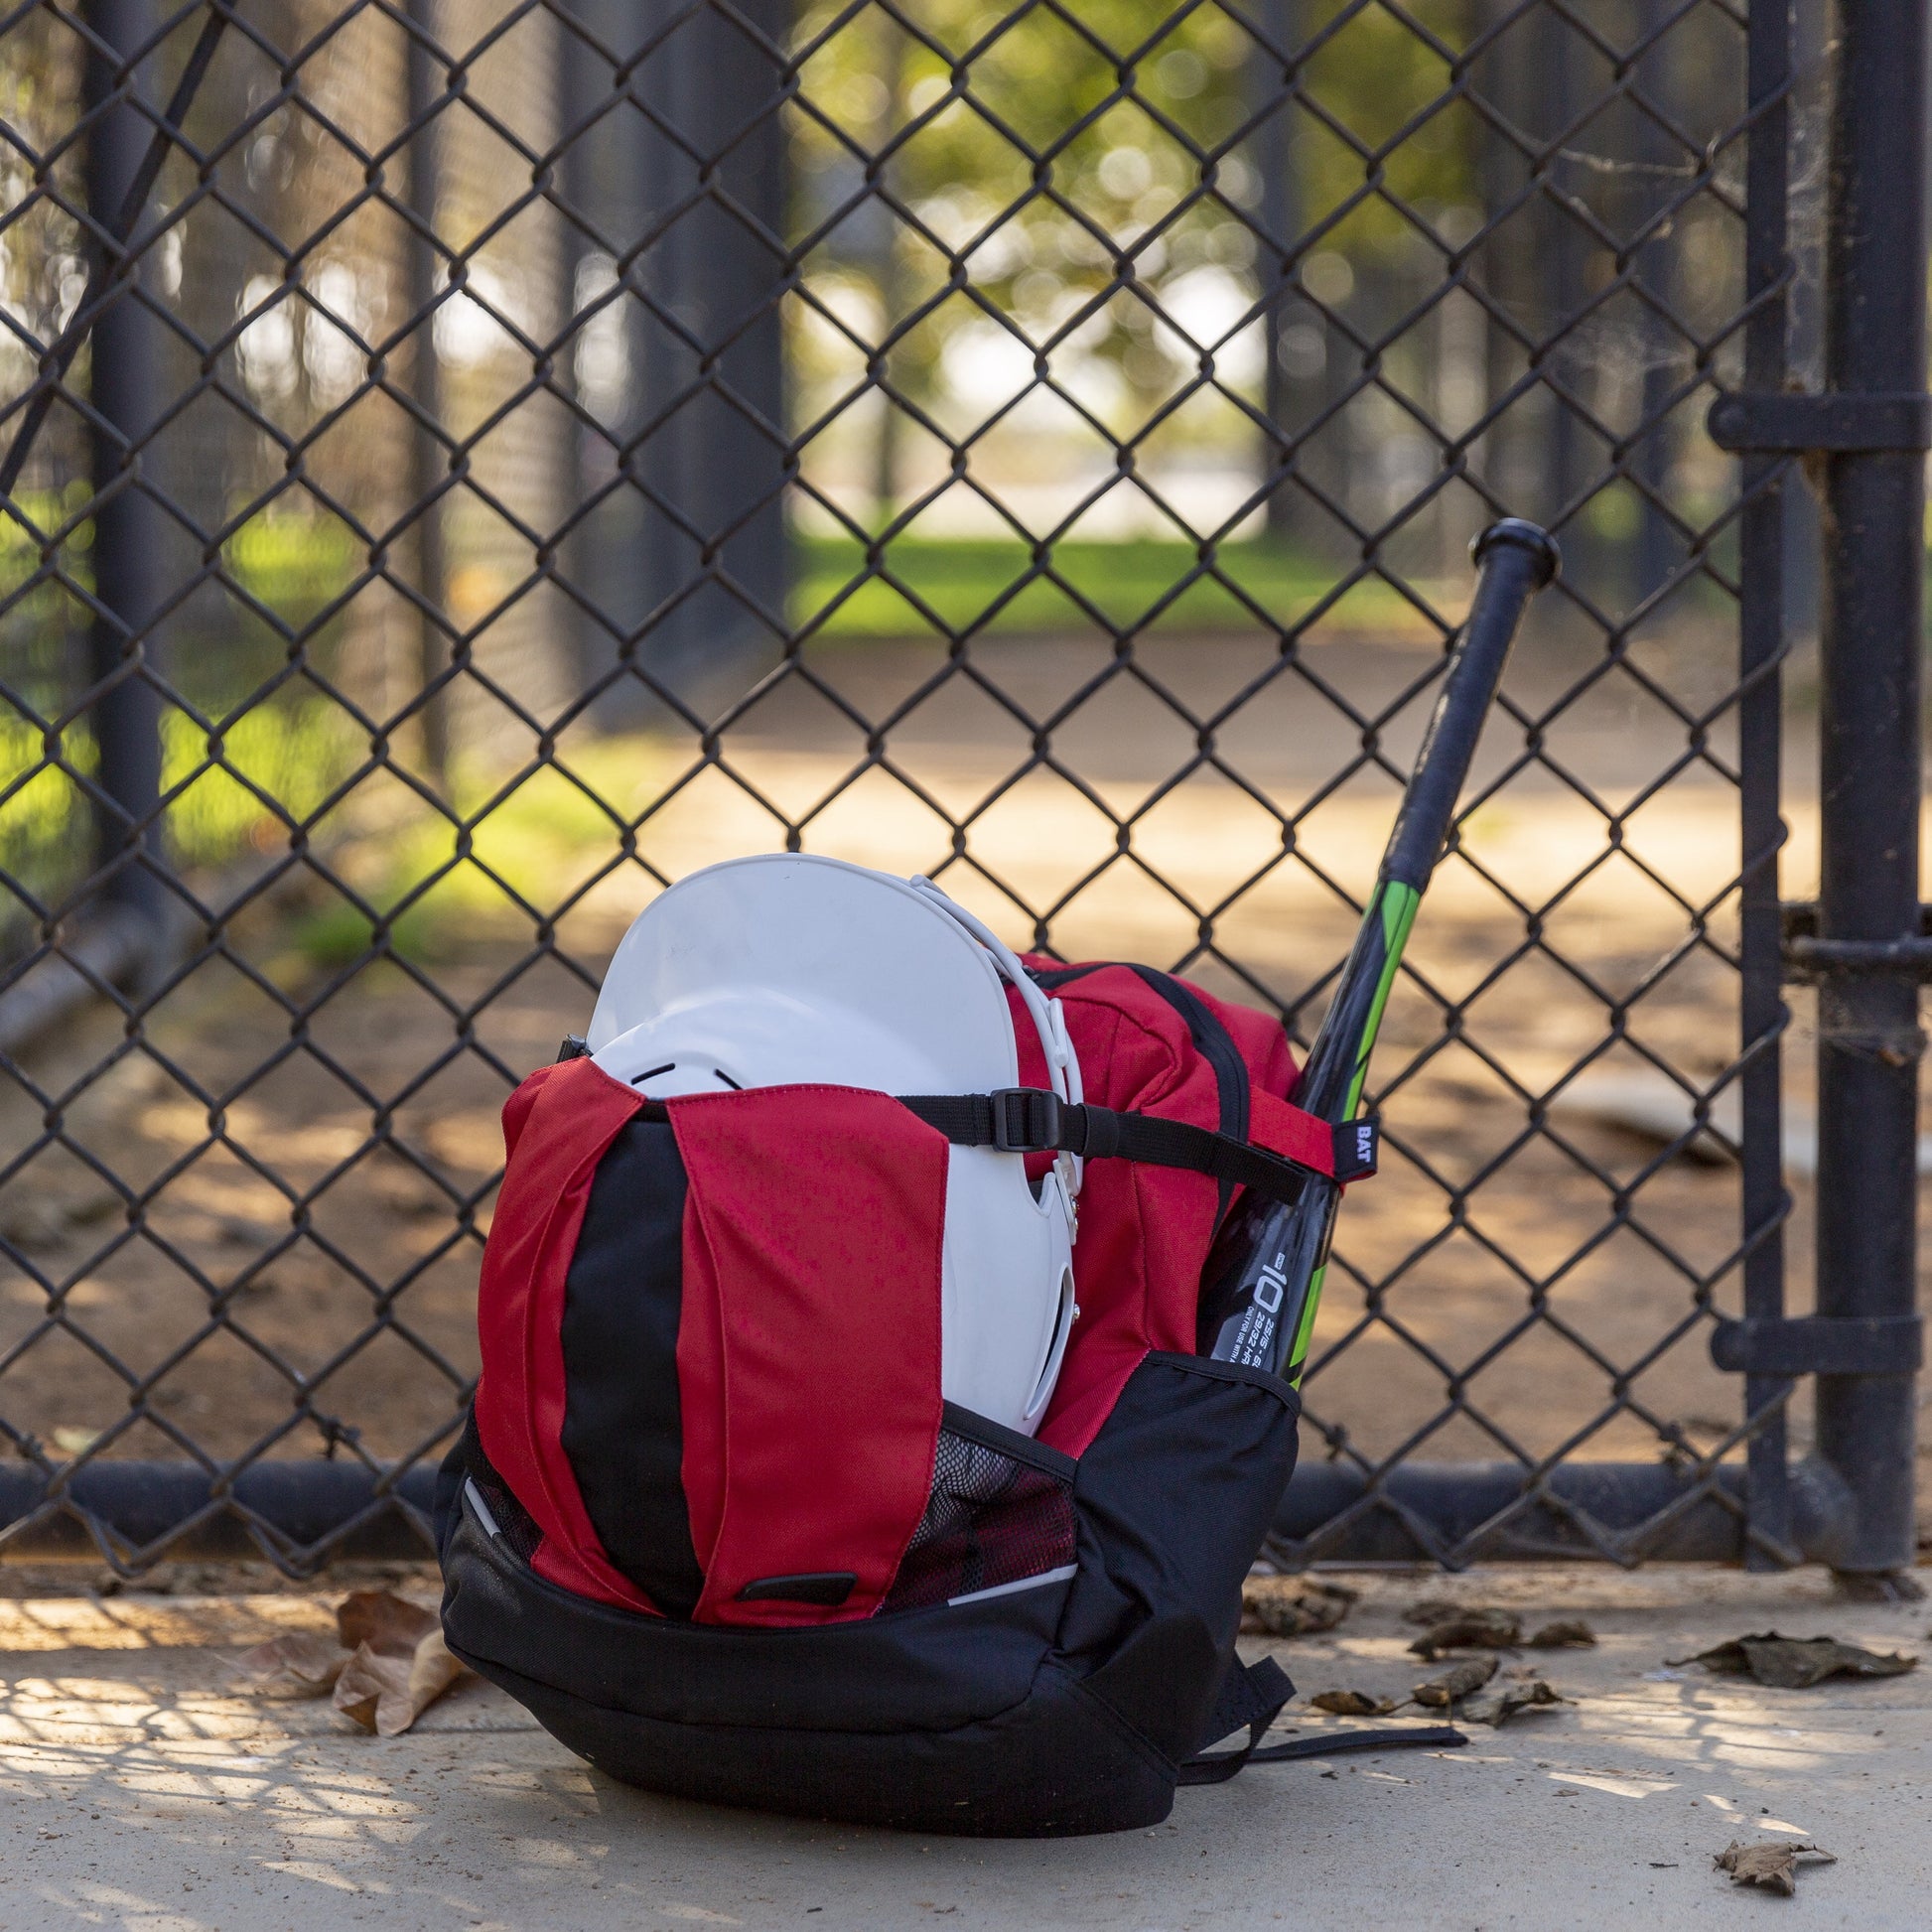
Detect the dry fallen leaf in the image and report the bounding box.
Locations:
[1671,1632,1917,1690]
[332,1626,467,1736]
[1402,1596,1462,1627]
[307,1589,468,1736]
[1714,1840,1837,1896]
[1413,1655,1499,1708]
[337,1588,439,1657]
[406,1628,465,1714]
[1459,1679,1568,1726]
[1241,1577,1360,1638]
[228,1630,348,1698]
[333,1644,410,1731]
[1527,1619,1596,1649]
[1409,1610,1522,1660]
[1308,1689,1400,1717]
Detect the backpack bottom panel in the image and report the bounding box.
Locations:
[457,1647,1177,1837]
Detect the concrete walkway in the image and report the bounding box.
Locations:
[0,1566,1926,1931]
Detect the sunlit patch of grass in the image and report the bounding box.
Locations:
[217,513,359,621]
[3,700,675,968]
[278,741,674,972]
[3,515,1451,966]
[0,701,360,893]
[3,497,357,615]
[1,501,368,934]
[792,534,1435,638]
[164,702,357,868]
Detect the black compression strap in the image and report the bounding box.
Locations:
[897,1089,1316,1206]
[1244,1725,1468,1763]
[1187,1724,1466,1780]
[1176,1656,1466,1784]
[1177,1655,1294,1785]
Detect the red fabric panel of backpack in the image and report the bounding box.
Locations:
[669,1085,947,1626]
[1007,962,1300,1459]
[475,1063,948,1627]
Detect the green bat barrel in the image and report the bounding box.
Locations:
[1198,520,1559,1383]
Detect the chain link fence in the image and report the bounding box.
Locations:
[0,0,1921,1578]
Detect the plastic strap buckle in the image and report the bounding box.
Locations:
[988,1087,1062,1153]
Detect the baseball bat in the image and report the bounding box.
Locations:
[1197,518,1561,1383]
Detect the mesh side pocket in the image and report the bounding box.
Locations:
[460,1428,545,1568]
[881,1423,1077,1613]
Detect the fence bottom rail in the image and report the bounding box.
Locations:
[0,1455,1794,1574]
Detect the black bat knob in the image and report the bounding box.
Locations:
[1471,517,1562,589]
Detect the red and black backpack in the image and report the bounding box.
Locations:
[436,958,1438,1835]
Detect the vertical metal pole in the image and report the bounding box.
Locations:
[596,0,788,704]
[1542,3,1589,586]
[1779,0,1830,639]
[1811,0,1927,1584]
[405,0,450,782]
[1477,1,1529,521]
[866,20,906,531]
[1737,0,1794,1567]
[1257,0,1300,543]
[653,0,789,692]
[555,0,650,724]
[1632,0,1678,605]
[81,0,165,936]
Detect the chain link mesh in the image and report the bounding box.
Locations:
[0,0,1800,1573]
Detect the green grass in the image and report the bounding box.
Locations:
[212,514,360,631]
[0,702,359,914]
[792,534,1431,638]
[1,507,358,730]
[202,522,1434,641]
[279,740,676,970]
[5,505,1431,663]
[1,696,675,970]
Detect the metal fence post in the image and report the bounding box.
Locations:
[555,0,789,713]
[557,0,655,724]
[80,0,165,944]
[1734,0,1794,1569]
[1632,0,1681,606]
[1809,0,1927,1586]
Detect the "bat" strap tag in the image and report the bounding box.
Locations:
[1330,1116,1380,1182]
